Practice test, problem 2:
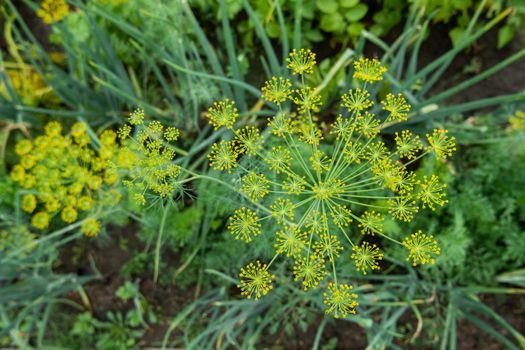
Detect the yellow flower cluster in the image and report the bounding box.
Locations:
[0,66,58,107]
[10,121,122,237]
[206,51,456,317]
[117,108,183,205]
[37,0,70,24]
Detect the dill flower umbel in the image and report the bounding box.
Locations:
[353,57,387,83]
[402,230,440,266]
[323,282,359,319]
[262,77,292,105]
[286,48,317,75]
[426,129,456,160]
[351,242,384,275]
[37,0,70,24]
[238,261,275,300]
[228,207,262,243]
[207,99,239,129]
[117,110,184,204]
[11,121,123,232]
[205,50,455,316]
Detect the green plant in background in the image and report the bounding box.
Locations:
[190,0,384,47]
[48,281,156,350]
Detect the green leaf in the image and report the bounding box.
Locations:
[340,0,359,8]
[346,22,364,36]
[316,0,338,13]
[449,26,466,47]
[344,3,368,22]
[498,25,514,49]
[305,29,324,42]
[320,12,345,32]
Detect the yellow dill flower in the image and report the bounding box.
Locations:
[71,122,86,139]
[314,234,343,262]
[323,282,359,319]
[32,212,50,230]
[403,230,440,266]
[21,194,37,213]
[509,111,525,131]
[61,206,78,223]
[388,196,419,222]
[353,57,387,83]
[204,51,455,311]
[270,198,295,224]
[291,88,322,114]
[293,254,326,291]
[358,210,384,235]
[100,130,117,146]
[357,112,380,138]
[343,141,364,164]
[228,207,262,243]
[78,196,94,211]
[128,108,145,125]
[241,172,270,201]
[261,77,292,105]
[298,122,322,146]
[82,218,100,237]
[268,113,292,137]
[382,93,411,122]
[275,226,307,257]
[208,140,240,173]
[22,174,36,189]
[392,166,418,194]
[147,120,164,135]
[331,115,356,140]
[395,130,422,159]
[37,0,70,24]
[341,88,373,113]
[117,124,132,140]
[235,126,264,156]
[282,175,306,195]
[45,121,62,137]
[265,146,291,174]
[330,205,353,228]
[207,99,238,129]
[372,158,402,191]
[20,155,36,170]
[366,141,388,164]
[286,48,316,75]
[417,175,448,210]
[238,260,275,300]
[426,129,456,160]
[351,241,383,275]
[45,198,61,213]
[164,127,180,142]
[15,140,33,156]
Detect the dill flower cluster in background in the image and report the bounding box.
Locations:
[206,50,456,318]
[116,108,183,206]
[10,121,122,237]
[37,0,70,24]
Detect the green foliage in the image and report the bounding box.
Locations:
[407,114,525,285]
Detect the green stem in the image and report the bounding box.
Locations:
[154,201,171,283]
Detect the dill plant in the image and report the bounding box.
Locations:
[9,121,124,236]
[204,49,456,318]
